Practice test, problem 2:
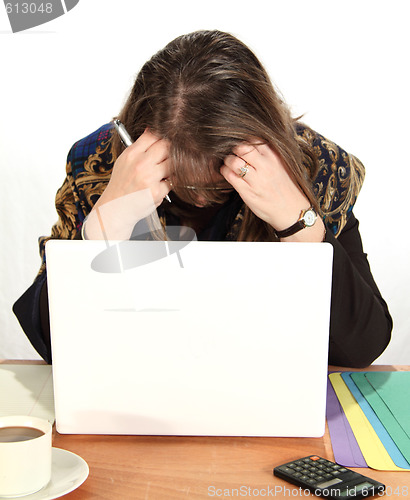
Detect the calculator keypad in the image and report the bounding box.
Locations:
[276,456,352,488]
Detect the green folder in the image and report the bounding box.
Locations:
[351,372,410,462]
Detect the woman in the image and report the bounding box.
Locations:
[13,30,392,366]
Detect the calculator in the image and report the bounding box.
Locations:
[273,455,385,498]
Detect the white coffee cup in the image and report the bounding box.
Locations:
[0,416,52,497]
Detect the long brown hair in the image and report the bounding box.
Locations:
[112,30,318,241]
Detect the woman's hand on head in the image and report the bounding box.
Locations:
[220,141,325,241]
[83,130,171,240]
[95,129,171,209]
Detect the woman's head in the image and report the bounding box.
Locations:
[114,30,318,238]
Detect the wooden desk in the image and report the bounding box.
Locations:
[4,362,410,498]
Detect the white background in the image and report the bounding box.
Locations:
[0,0,409,363]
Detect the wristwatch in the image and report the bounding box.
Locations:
[275,208,317,239]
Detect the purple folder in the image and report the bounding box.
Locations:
[326,377,367,467]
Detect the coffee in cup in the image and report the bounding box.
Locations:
[0,426,45,442]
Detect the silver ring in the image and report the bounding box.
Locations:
[238,162,249,178]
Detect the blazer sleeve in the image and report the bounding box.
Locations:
[326,213,392,367]
[12,145,84,364]
[13,124,113,363]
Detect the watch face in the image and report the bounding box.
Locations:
[303,209,317,227]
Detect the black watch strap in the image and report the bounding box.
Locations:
[275,220,306,239]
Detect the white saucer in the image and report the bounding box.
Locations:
[0,448,89,500]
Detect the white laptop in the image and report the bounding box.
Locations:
[45,239,333,437]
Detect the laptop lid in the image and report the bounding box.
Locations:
[46,240,333,437]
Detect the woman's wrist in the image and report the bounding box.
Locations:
[81,208,137,240]
[83,189,159,241]
[278,217,326,242]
